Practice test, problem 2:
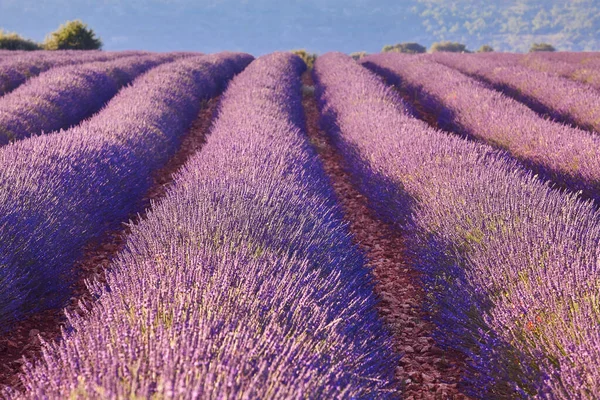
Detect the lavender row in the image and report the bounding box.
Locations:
[0,52,252,333]
[8,52,399,399]
[362,53,600,205]
[0,50,147,96]
[526,51,600,64]
[0,54,176,145]
[515,54,600,92]
[430,52,600,133]
[315,52,600,398]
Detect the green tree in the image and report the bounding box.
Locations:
[350,51,367,60]
[430,41,469,53]
[477,44,494,52]
[291,49,317,69]
[43,20,102,50]
[529,42,556,52]
[382,42,426,54]
[0,30,40,50]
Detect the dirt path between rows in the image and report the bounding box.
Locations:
[0,97,220,391]
[302,72,468,399]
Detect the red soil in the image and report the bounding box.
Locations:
[302,72,469,399]
[0,97,219,391]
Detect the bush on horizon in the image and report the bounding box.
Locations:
[382,42,426,54]
[477,44,494,52]
[43,20,102,50]
[291,49,317,69]
[430,41,469,53]
[350,51,367,60]
[0,30,40,50]
[529,42,556,52]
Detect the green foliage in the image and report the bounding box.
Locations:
[0,30,40,50]
[529,42,556,52]
[477,44,494,53]
[411,0,600,52]
[350,51,367,60]
[430,41,468,53]
[291,49,317,69]
[43,20,102,50]
[382,42,426,54]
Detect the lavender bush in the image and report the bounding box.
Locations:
[517,53,600,92]
[0,54,175,144]
[8,52,399,399]
[430,52,600,133]
[315,52,600,398]
[0,50,146,96]
[526,51,600,64]
[361,53,600,205]
[0,52,252,333]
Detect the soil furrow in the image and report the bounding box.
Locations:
[0,96,220,390]
[302,71,468,399]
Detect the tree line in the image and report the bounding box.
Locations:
[293,41,556,69]
[379,41,556,54]
[0,20,102,50]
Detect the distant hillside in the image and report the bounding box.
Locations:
[0,0,598,53]
[407,0,600,52]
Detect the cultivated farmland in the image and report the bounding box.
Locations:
[0,50,599,399]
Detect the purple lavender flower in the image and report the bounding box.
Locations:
[315,51,600,398]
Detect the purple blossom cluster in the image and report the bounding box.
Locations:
[527,51,600,64]
[429,52,600,133]
[0,54,175,145]
[516,53,600,92]
[7,52,399,399]
[0,50,147,96]
[0,52,252,333]
[314,52,600,398]
[361,53,600,204]
[0,51,26,61]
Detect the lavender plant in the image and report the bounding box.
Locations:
[517,53,600,92]
[315,52,600,398]
[429,52,600,133]
[9,52,399,399]
[525,51,600,64]
[0,50,145,96]
[0,54,175,145]
[362,52,600,205]
[0,52,252,333]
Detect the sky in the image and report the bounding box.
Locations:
[0,0,422,55]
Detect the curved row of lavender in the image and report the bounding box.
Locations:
[0,54,176,145]
[429,52,600,133]
[0,52,253,333]
[516,53,600,92]
[528,51,600,64]
[314,52,600,398]
[361,53,600,204]
[0,50,145,96]
[8,52,399,399]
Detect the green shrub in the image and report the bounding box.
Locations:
[0,30,40,50]
[350,51,368,60]
[382,42,426,54]
[529,42,556,52]
[477,44,494,53]
[291,49,317,69]
[430,41,469,53]
[43,20,102,50]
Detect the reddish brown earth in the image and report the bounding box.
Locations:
[0,97,219,391]
[302,72,469,399]
[1,70,469,398]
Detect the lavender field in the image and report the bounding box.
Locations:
[0,50,599,399]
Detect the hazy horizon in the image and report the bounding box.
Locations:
[1,0,599,55]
